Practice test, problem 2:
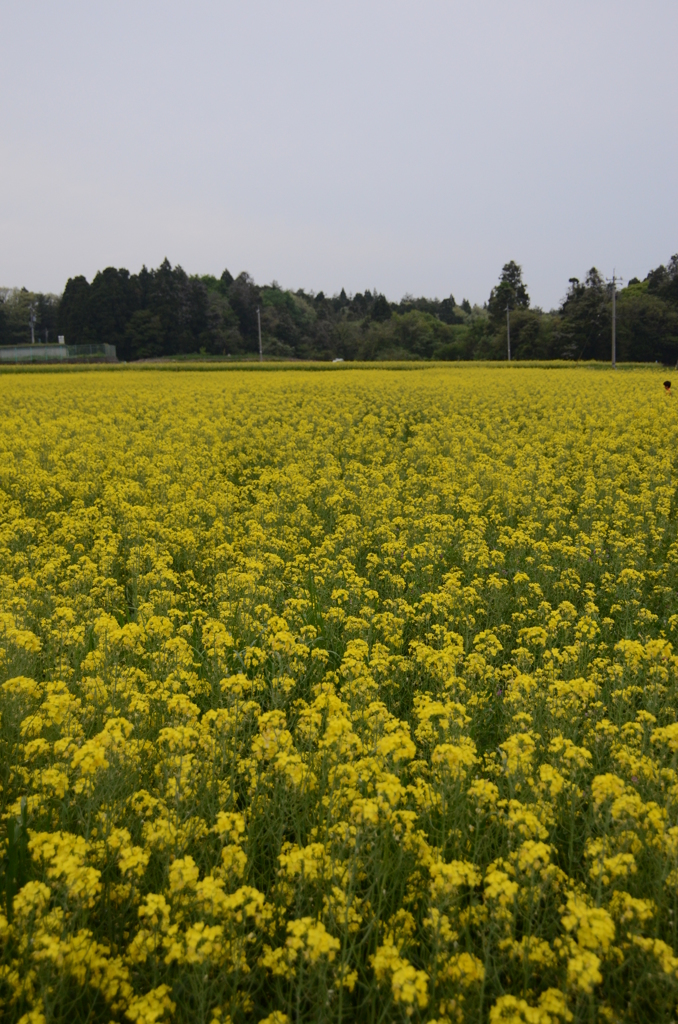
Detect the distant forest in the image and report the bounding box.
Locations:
[2,256,678,362]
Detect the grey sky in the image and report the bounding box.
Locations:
[1,1,676,309]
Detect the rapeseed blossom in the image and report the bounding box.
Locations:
[1,365,678,1022]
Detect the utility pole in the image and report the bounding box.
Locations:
[257,307,263,363]
[29,303,36,345]
[506,304,511,362]
[611,271,616,369]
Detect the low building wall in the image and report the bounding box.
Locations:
[0,343,117,363]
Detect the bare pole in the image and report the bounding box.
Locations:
[29,303,36,345]
[506,304,511,362]
[611,270,616,369]
[257,307,263,363]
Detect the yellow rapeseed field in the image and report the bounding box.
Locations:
[2,366,678,1024]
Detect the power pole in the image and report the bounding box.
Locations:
[257,307,263,363]
[506,304,511,362]
[611,271,616,369]
[29,303,36,345]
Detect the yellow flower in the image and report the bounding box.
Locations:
[2,365,678,1018]
[565,947,602,994]
[490,988,572,1022]
[429,859,481,902]
[125,984,175,1023]
[372,940,429,1009]
[561,893,615,953]
[168,855,200,894]
[500,732,536,776]
[285,916,340,964]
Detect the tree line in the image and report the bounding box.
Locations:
[2,255,677,362]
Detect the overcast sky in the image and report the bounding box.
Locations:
[1,1,676,309]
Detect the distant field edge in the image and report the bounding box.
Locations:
[0,359,671,374]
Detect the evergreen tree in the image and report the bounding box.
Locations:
[558,269,609,360]
[30,251,678,363]
[487,261,530,328]
[87,267,139,347]
[57,276,91,345]
[228,272,261,351]
[370,294,392,322]
[647,255,678,306]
